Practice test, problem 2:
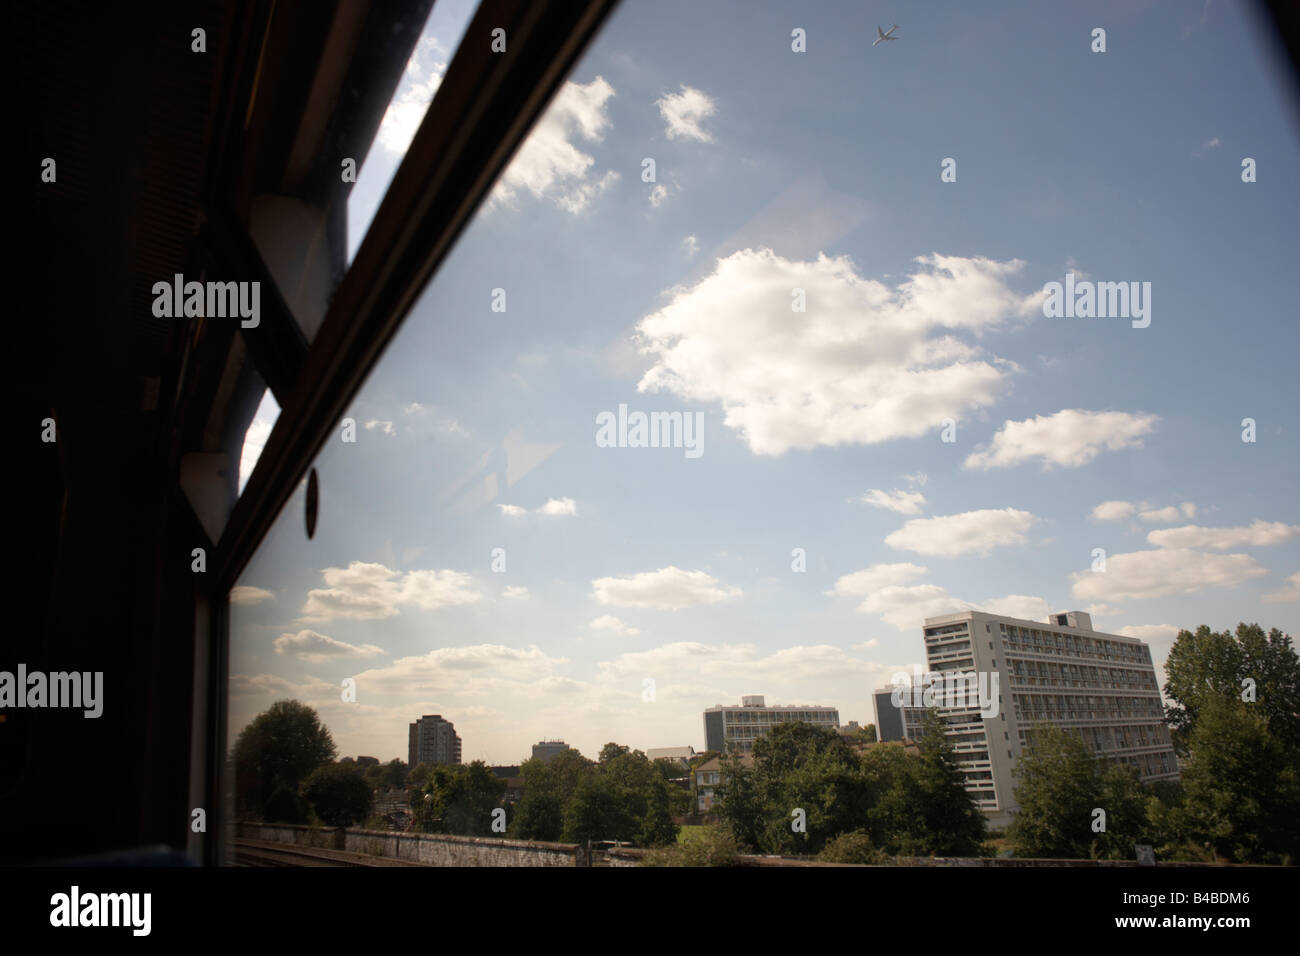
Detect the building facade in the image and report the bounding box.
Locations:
[531,740,569,763]
[407,714,462,768]
[920,609,1177,829]
[703,695,840,753]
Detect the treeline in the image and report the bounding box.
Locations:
[701,716,986,863]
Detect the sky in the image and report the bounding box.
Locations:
[228,0,1300,766]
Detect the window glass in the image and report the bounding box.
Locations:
[228,0,1299,852]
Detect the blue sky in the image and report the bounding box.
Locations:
[230,0,1300,765]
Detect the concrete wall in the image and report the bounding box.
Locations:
[237,822,582,866]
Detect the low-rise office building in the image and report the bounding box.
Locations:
[703,695,839,754]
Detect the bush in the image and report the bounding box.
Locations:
[818,829,884,865]
[641,825,743,866]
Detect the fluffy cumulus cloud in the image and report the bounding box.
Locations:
[537,497,578,516]
[1147,520,1300,550]
[498,504,527,517]
[273,629,386,662]
[964,409,1158,470]
[590,615,640,636]
[859,488,926,515]
[597,641,873,684]
[490,76,619,214]
[1070,549,1268,601]
[656,85,716,142]
[365,420,396,436]
[1264,572,1300,603]
[591,566,741,610]
[346,644,567,697]
[230,585,274,605]
[885,508,1040,557]
[829,562,930,597]
[830,563,1050,631]
[502,586,530,600]
[1091,500,1136,522]
[299,561,481,622]
[635,250,1042,456]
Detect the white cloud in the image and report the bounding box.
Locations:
[1264,572,1300,603]
[299,561,482,622]
[348,644,567,697]
[979,595,1052,621]
[597,641,873,684]
[1116,624,1181,642]
[273,629,386,662]
[537,497,578,516]
[900,471,929,487]
[829,563,929,598]
[498,504,527,517]
[964,409,1158,470]
[1181,502,1198,518]
[1147,521,1300,550]
[1202,136,1222,150]
[376,37,446,155]
[1091,500,1136,522]
[853,639,880,650]
[230,585,274,606]
[238,390,280,494]
[854,584,970,631]
[490,76,619,214]
[656,85,716,142]
[885,509,1040,557]
[590,615,640,636]
[635,249,1042,456]
[683,235,698,257]
[1070,549,1268,601]
[649,183,668,207]
[858,488,926,515]
[591,566,741,610]
[1139,506,1182,524]
[503,586,530,600]
[364,419,396,436]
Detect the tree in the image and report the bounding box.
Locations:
[231,700,336,822]
[302,761,374,827]
[416,761,506,835]
[1175,695,1300,863]
[1007,724,1100,859]
[1164,623,1300,754]
[564,774,630,845]
[908,711,987,855]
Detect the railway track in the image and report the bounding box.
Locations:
[232,838,424,867]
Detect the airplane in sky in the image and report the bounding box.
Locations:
[873,24,900,46]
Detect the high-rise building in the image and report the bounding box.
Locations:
[531,740,569,763]
[919,610,1177,829]
[703,695,839,753]
[407,715,462,768]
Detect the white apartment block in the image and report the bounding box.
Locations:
[703,695,840,753]
[920,610,1178,830]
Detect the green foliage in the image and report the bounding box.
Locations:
[1164,623,1300,754]
[302,761,374,827]
[711,721,984,858]
[818,829,884,864]
[232,700,336,822]
[415,760,506,836]
[1007,724,1102,858]
[1175,695,1300,863]
[641,825,741,867]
